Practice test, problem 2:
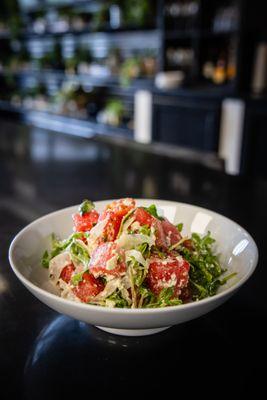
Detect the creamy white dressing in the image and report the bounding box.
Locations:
[116,232,155,249]
[49,252,72,283]
[119,284,132,305]
[106,255,118,270]
[158,273,177,289]
[87,217,108,255]
[93,278,121,300]
[105,299,116,308]
[125,249,147,268]
[130,221,141,231]
[121,273,131,290]
[58,278,81,302]
[75,238,90,252]
[121,216,135,233]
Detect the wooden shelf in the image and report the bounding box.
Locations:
[0,100,133,139]
[0,32,11,40]
[164,30,199,40]
[0,70,155,94]
[23,0,96,13]
[22,26,158,39]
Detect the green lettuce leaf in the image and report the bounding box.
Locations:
[41,250,50,268]
[41,232,84,269]
[69,240,90,267]
[144,204,163,220]
[71,271,86,286]
[142,287,182,308]
[136,242,150,258]
[176,223,183,232]
[78,199,95,215]
[106,290,129,308]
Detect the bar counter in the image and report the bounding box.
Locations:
[0,120,266,399]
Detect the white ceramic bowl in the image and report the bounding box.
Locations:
[9,199,258,336]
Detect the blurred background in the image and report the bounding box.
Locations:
[0,0,267,178]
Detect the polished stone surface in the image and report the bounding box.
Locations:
[0,120,266,399]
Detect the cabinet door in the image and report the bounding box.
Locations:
[240,102,267,178]
[152,95,221,151]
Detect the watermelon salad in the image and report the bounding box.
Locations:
[41,198,235,308]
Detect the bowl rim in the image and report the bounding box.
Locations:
[9,199,259,315]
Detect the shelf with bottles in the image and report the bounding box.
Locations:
[200,0,240,35]
[0,39,157,91]
[0,97,133,138]
[164,28,240,41]
[21,26,159,39]
[21,0,157,37]
[164,29,199,40]
[0,27,11,40]
[200,29,240,39]
[163,0,200,31]
[164,27,239,41]
[0,69,155,93]
[20,1,95,14]
[0,74,134,132]
[200,36,237,87]
[0,41,32,74]
[1,0,25,39]
[163,38,196,83]
[0,34,12,40]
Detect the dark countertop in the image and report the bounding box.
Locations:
[0,119,266,399]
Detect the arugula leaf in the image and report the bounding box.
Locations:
[176,223,183,232]
[219,272,237,285]
[41,232,83,269]
[137,286,155,307]
[144,205,163,220]
[71,271,86,286]
[190,280,208,299]
[78,199,95,216]
[69,240,90,267]
[208,272,237,296]
[157,288,182,307]
[139,224,151,236]
[136,242,150,258]
[50,233,83,259]
[117,208,135,238]
[106,290,129,308]
[180,231,234,300]
[127,257,147,287]
[134,266,146,287]
[144,287,182,308]
[41,250,50,268]
[152,247,165,259]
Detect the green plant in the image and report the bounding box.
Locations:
[106,47,122,74]
[3,0,23,37]
[65,46,92,73]
[92,2,110,30]
[76,46,92,64]
[38,42,64,70]
[105,98,124,115]
[102,98,125,126]
[120,57,142,86]
[124,0,150,27]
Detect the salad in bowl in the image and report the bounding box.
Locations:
[42,198,235,309]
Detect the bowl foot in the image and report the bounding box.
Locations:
[95,326,171,336]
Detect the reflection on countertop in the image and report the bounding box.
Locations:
[1,119,267,399]
[23,314,236,399]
